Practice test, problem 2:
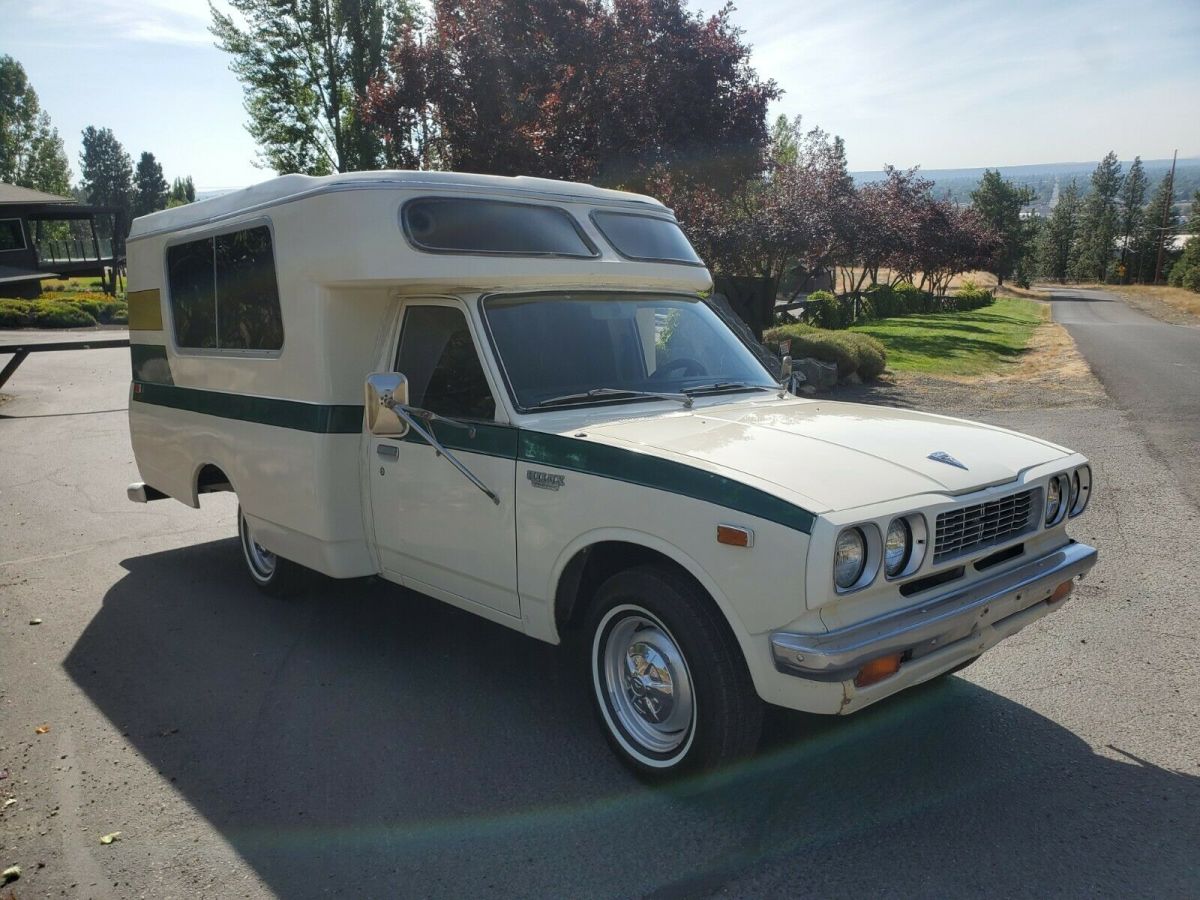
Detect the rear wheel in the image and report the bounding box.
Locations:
[585,565,763,781]
[238,505,305,597]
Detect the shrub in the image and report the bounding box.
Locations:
[893,282,937,315]
[806,290,852,330]
[948,279,995,311]
[762,323,887,381]
[0,299,32,328]
[29,302,97,328]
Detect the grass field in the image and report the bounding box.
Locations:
[850,297,1046,376]
[1100,283,1200,320]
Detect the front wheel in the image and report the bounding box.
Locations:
[586,565,763,781]
[238,505,305,597]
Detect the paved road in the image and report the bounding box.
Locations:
[1,330,1198,898]
[1048,286,1200,507]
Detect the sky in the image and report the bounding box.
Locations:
[2,0,1198,191]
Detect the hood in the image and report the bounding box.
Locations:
[571,397,1070,513]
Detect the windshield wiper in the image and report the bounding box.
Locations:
[681,381,772,396]
[536,387,693,409]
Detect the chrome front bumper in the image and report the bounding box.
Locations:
[771,541,1098,681]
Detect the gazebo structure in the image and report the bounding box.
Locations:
[0,182,119,298]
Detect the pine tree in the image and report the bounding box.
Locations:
[0,55,72,195]
[970,169,1035,285]
[1116,156,1147,282]
[167,176,196,207]
[1038,179,1081,282]
[1071,152,1123,282]
[79,126,134,250]
[1166,190,1200,292]
[132,151,169,218]
[1139,176,1177,283]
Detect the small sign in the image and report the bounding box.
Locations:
[780,339,792,356]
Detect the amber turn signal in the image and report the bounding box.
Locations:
[716,524,754,547]
[854,653,903,688]
[1048,579,1075,604]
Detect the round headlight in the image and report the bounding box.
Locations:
[884,518,911,577]
[1070,465,1091,517]
[1045,474,1068,526]
[834,528,867,590]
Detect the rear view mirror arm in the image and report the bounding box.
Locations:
[387,403,502,506]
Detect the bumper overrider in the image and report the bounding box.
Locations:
[771,541,1098,685]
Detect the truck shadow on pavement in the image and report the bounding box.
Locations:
[66,541,1199,898]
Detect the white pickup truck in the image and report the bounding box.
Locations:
[125,171,1097,778]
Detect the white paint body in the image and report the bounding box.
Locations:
[126,172,1092,717]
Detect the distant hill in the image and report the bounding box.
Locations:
[852,157,1200,216]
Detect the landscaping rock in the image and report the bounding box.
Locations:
[794,357,838,391]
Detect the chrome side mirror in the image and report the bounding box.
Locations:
[365,372,410,436]
[778,355,793,398]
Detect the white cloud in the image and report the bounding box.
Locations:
[25,0,216,45]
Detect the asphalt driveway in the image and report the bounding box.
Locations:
[1,325,1197,898]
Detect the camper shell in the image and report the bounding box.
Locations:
[126,171,1096,779]
[127,171,710,578]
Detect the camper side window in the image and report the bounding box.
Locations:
[167,225,283,351]
[395,306,496,421]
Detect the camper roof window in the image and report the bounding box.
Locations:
[590,211,702,265]
[402,198,597,258]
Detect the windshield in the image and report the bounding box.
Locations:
[482,293,776,410]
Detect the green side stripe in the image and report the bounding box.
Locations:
[400,418,520,459]
[130,344,174,385]
[128,383,814,531]
[132,381,362,433]
[518,431,815,534]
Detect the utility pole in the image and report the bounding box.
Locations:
[1153,149,1178,284]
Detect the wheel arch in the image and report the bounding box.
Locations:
[192,461,236,506]
[551,531,749,656]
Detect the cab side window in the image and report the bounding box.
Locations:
[396,305,496,421]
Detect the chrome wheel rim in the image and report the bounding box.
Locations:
[240,511,276,580]
[597,608,695,758]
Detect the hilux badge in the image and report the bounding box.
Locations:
[527,470,566,491]
[928,451,968,471]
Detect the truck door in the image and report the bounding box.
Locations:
[369,299,520,620]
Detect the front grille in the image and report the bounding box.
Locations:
[933,488,1039,564]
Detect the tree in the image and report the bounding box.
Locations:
[366,0,779,190]
[1037,179,1081,282]
[969,169,1034,285]
[653,123,855,337]
[168,175,196,207]
[132,152,169,218]
[79,126,133,250]
[210,0,414,174]
[1116,156,1148,282]
[0,55,72,195]
[1166,190,1200,292]
[1139,175,1178,284]
[1072,151,1123,282]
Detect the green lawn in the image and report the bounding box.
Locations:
[850,297,1046,376]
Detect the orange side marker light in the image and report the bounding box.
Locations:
[717,525,754,548]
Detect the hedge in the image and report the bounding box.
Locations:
[763,323,887,382]
[801,281,996,331]
[0,293,129,328]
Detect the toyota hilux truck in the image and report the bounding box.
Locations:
[125,171,1097,778]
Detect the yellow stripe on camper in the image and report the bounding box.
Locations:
[127,289,163,331]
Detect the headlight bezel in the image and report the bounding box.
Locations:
[1044,473,1070,527]
[883,514,928,580]
[1068,464,1091,518]
[832,524,881,594]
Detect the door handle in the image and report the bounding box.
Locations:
[376,444,399,461]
